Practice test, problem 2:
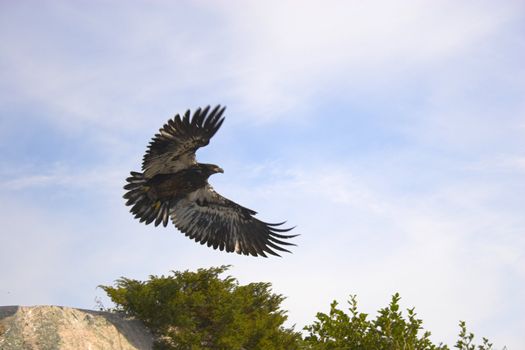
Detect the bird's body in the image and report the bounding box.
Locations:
[124,105,296,257]
[146,164,222,201]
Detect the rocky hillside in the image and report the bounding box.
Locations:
[0,305,153,350]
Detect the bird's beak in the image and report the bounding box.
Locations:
[216,167,224,173]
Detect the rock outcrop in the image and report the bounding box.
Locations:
[0,305,153,350]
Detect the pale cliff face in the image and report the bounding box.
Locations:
[0,306,153,350]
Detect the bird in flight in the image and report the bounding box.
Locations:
[124,105,296,257]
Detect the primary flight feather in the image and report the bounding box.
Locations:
[124,105,297,257]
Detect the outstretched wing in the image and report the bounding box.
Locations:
[142,105,226,177]
[171,186,297,257]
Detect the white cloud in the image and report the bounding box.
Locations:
[0,163,124,194]
[0,196,80,305]
[1,0,522,131]
[209,0,520,113]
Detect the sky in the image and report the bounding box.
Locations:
[1,0,524,347]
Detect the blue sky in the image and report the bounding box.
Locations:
[1,1,524,347]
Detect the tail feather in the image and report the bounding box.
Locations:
[154,202,170,227]
[123,171,171,227]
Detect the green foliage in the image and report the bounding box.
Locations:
[454,321,495,350]
[303,293,447,350]
[100,265,301,350]
[302,294,501,350]
[100,266,500,350]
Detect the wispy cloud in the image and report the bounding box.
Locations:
[0,162,123,193]
[2,1,522,130]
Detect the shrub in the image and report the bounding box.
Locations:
[302,294,499,350]
[100,265,301,350]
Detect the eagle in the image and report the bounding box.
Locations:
[124,105,296,257]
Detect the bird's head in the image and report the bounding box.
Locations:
[201,163,224,176]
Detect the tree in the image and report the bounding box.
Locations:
[302,294,498,350]
[100,265,301,350]
[100,266,499,350]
